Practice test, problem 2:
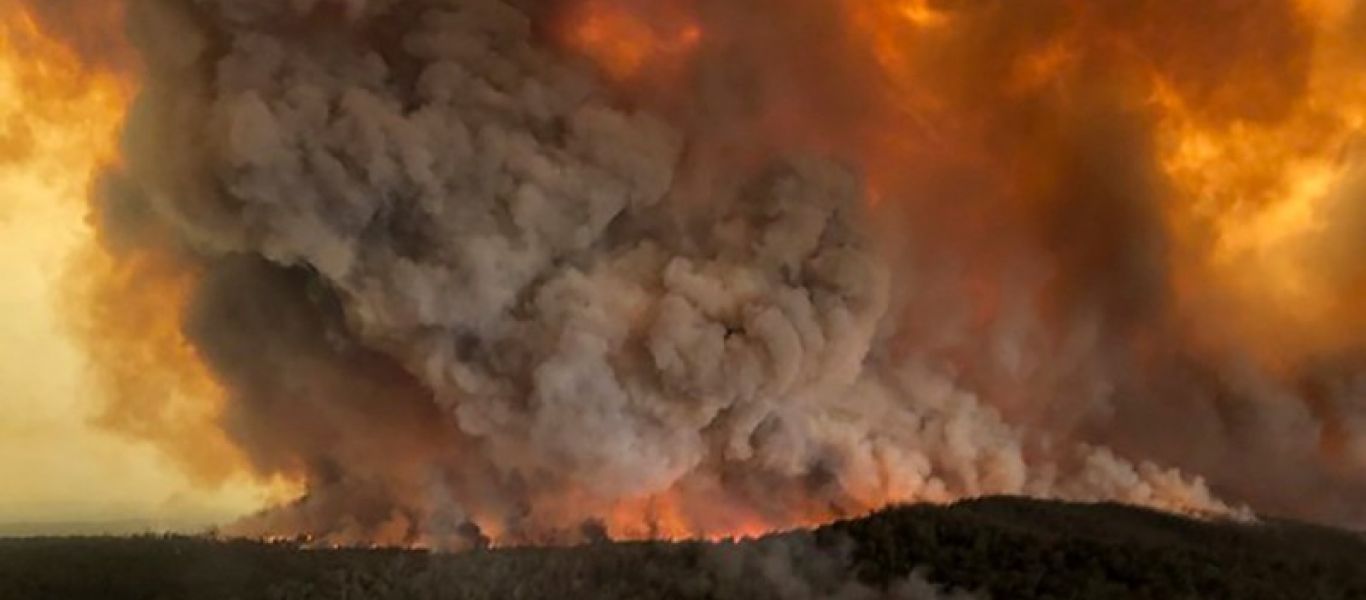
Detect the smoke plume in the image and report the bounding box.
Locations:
[54,0,1366,545]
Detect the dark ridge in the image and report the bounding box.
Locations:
[823,497,1366,599]
[2,496,1364,600]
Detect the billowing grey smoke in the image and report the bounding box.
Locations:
[107,0,1236,545]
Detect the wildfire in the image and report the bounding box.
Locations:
[0,7,128,169]
[601,488,845,542]
[1,1,298,502]
[560,0,702,83]
[843,0,1366,362]
[8,0,1366,546]
[1153,3,1366,362]
[546,0,1366,539]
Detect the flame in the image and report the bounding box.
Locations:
[895,0,951,29]
[560,0,702,83]
[1151,1,1366,362]
[0,8,129,169]
[597,487,849,543]
[841,0,1366,361]
[0,1,300,514]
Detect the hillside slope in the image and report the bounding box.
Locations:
[2,497,1363,599]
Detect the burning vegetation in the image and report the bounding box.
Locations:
[5,0,1366,548]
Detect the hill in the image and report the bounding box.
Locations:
[1,497,1363,599]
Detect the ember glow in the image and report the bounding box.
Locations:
[5,0,1366,545]
[560,0,701,83]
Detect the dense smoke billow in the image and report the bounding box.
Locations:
[65,0,1366,545]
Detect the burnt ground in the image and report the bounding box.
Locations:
[2,496,1364,600]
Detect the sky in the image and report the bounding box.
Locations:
[0,109,269,534]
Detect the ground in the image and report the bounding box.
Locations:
[2,497,1364,599]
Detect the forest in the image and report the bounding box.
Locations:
[2,497,1364,599]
